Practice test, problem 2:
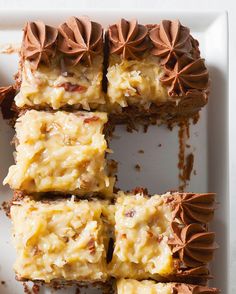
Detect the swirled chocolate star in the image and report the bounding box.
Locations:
[149,20,193,65]
[108,18,149,59]
[160,55,209,96]
[172,283,219,294]
[21,21,58,70]
[169,193,215,224]
[58,16,103,67]
[169,223,217,268]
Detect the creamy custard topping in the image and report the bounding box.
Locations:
[4,110,114,196]
[11,197,110,282]
[107,55,169,109]
[15,56,105,110]
[109,192,174,279]
[117,279,172,294]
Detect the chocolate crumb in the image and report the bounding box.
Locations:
[32,284,40,294]
[22,282,31,294]
[143,124,149,133]
[138,149,144,154]
[131,187,148,195]
[1,281,5,285]
[107,159,118,176]
[178,122,193,191]
[1,201,10,216]
[135,164,141,171]
[158,143,162,147]
[183,153,194,181]
[0,43,20,54]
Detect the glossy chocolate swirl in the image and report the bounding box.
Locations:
[169,223,217,268]
[169,193,215,224]
[58,16,103,66]
[108,18,149,59]
[21,21,58,70]
[149,20,193,65]
[160,55,209,96]
[172,283,219,294]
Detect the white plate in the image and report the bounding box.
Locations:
[0,10,228,294]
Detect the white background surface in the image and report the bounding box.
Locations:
[0,0,234,293]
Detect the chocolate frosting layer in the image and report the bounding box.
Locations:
[169,223,217,268]
[0,86,13,102]
[172,283,219,294]
[0,85,16,120]
[149,20,193,65]
[160,55,209,96]
[178,265,210,278]
[169,193,215,224]
[108,18,149,59]
[58,16,103,66]
[21,21,58,70]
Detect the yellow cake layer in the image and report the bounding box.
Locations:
[116,279,219,294]
[4,110,114,196]
[15,56,105,110]
[117,279,172,294]
[109,191,175,279]
[11,197,111,283]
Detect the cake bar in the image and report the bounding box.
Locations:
[108,191,217,284]
[14,18,209,125]
[10,191,216,286]
[116,279,219,294]
[107,19,209,124]
[11,196,111,284]
[4,110,114,196]
[15,17,105,111]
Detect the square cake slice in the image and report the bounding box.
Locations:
[15,17,105,111]
[10,197,111,284]
[109,190,217,284]
[3,110,114,196]
[106,19,209,124]
[116,279,219,294]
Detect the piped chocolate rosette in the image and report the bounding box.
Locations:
[106,18,209,124]
[108,191,217,285]
[15,17,105,111]
[149,20,209,121]
[20,21,58,70]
